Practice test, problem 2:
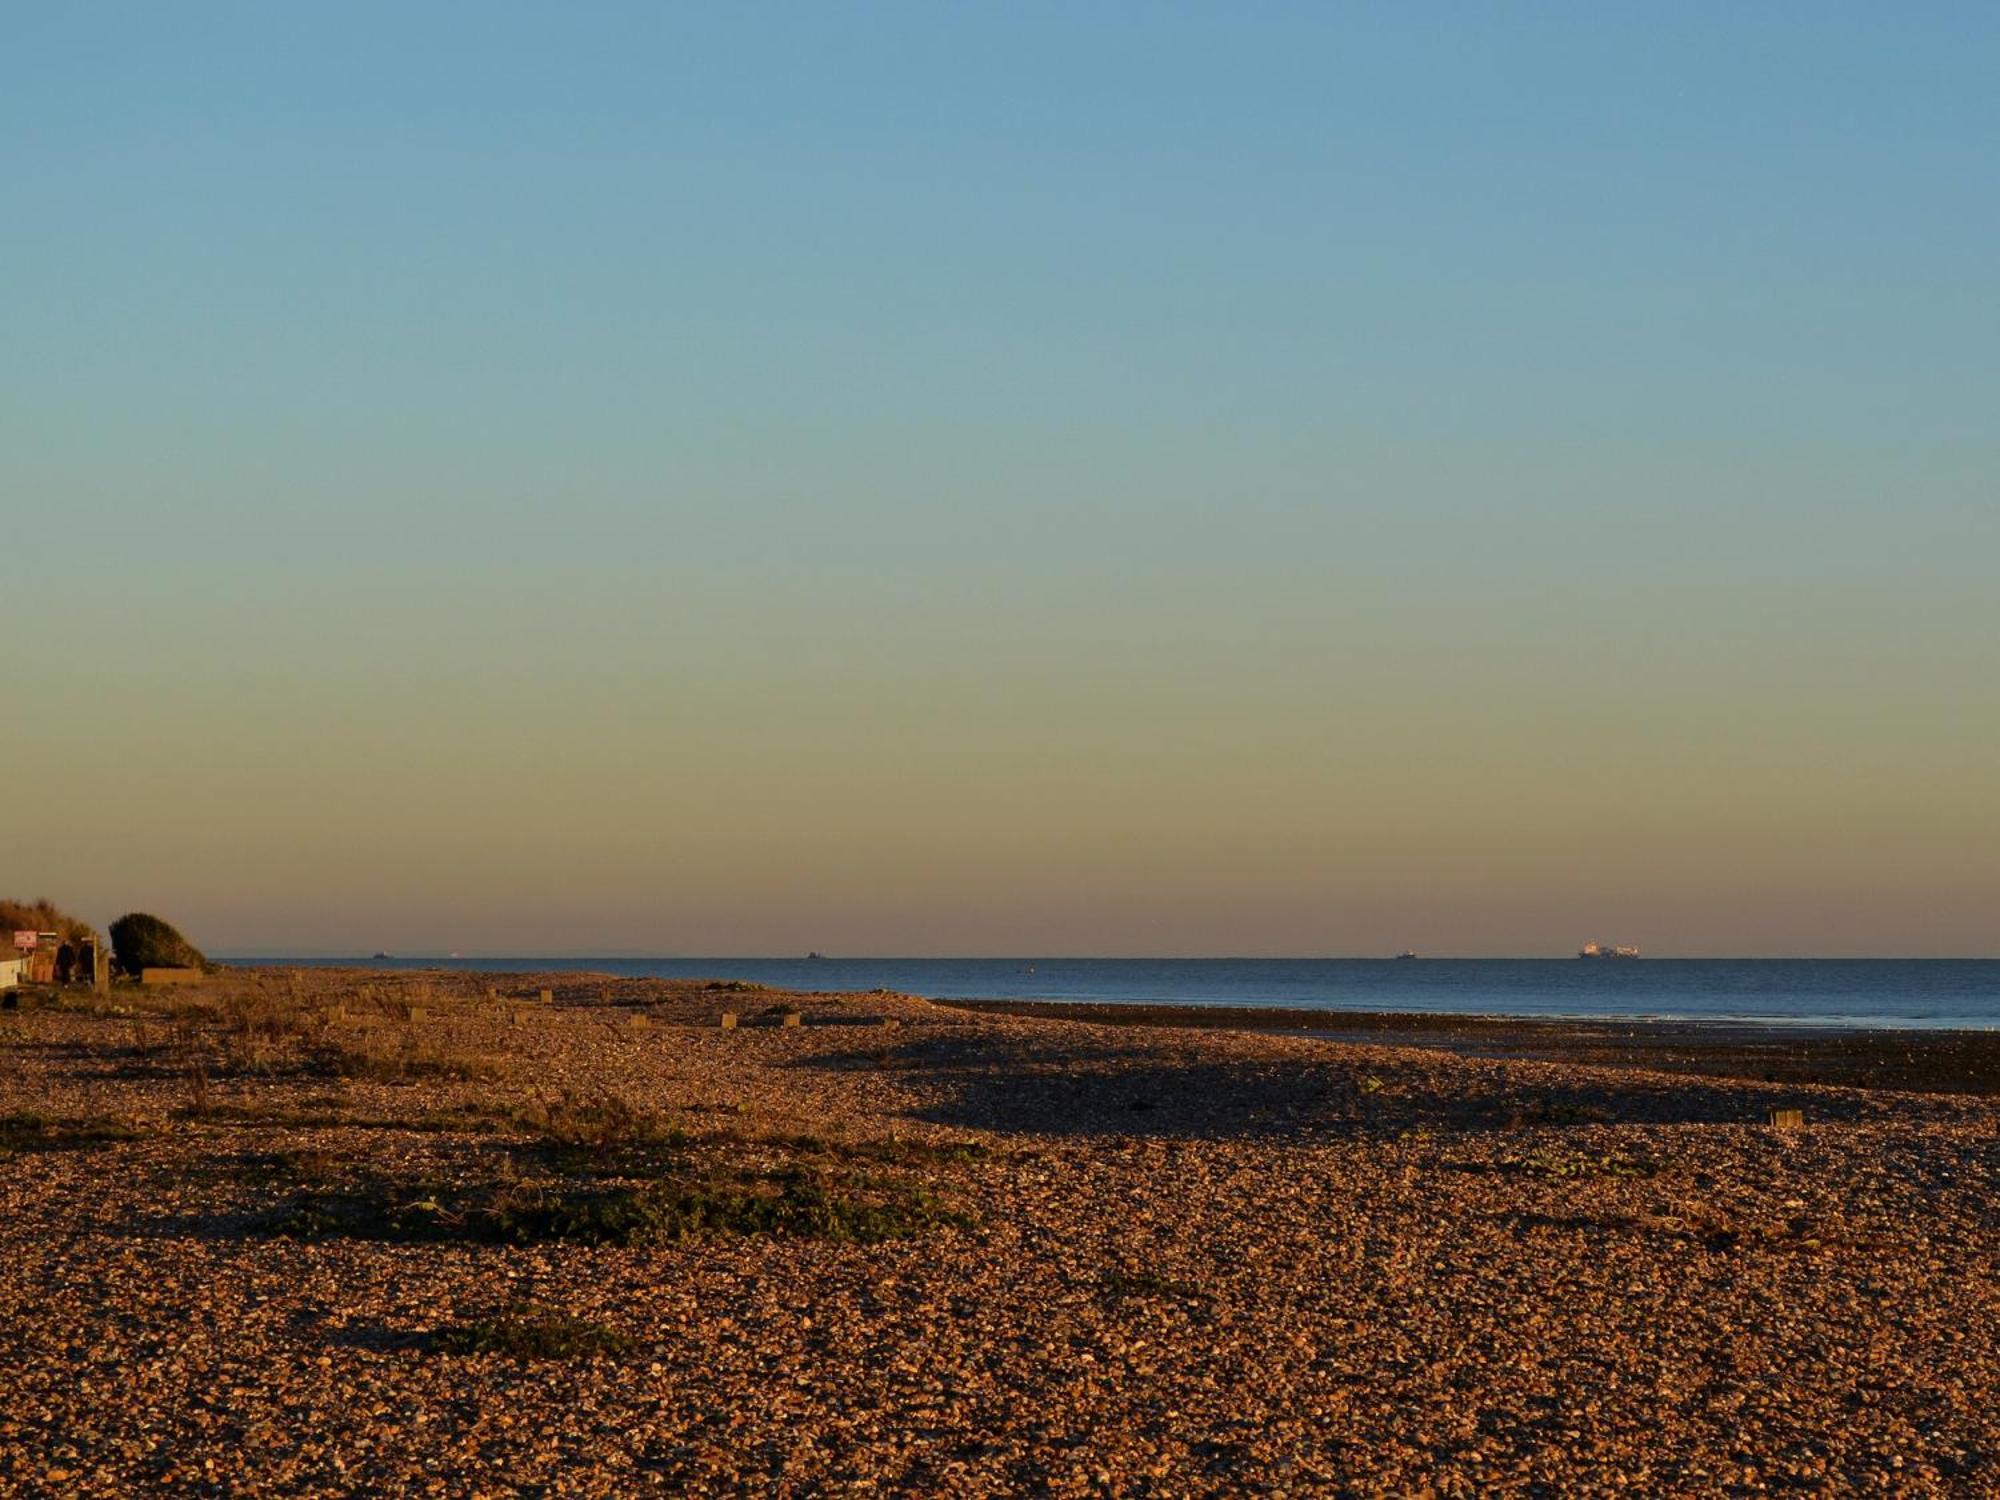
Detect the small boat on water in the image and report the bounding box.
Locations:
[1394,951,1419,961]
[1578,942,1640,959]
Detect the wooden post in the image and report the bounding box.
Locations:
[539,988,553,1006]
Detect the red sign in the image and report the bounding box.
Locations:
[12,932,37,950]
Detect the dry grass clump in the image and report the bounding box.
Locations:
[125,991,495,1103]
[509,1090,687,1151]
[307,1027,500,1084]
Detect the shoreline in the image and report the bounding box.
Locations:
[937,998,2000,1095]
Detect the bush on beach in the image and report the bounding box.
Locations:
[108,912,209,976]
[0,898,96,945]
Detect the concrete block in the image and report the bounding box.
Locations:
[1767,1107,1804,1129]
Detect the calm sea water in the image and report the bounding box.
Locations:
[244,957,2000,1030]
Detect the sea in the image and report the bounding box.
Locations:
[240,957,2000,1031]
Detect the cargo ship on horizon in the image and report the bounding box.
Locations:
[1578,942,1641,959]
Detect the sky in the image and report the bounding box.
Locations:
[5,4,1996,957]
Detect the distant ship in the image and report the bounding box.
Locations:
[1394,951,1419,961]
[805,952,827,961]
[1578,942,1640,960]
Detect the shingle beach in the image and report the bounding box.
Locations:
[2,970,1993,1496]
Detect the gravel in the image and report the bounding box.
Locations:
[0,969,1992,1495]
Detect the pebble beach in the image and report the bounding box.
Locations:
[1,968,1993,1496]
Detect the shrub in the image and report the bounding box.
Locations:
[109,913,208,976]
[0,899,96,945]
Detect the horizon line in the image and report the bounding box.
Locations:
[214,952,2000,963]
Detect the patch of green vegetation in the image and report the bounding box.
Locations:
[261,1165,972,1246]
[1098,1268,1209,1305]
[174,1097,504,1134]
[1517,1148,1659,1179]
[1441,1149,1659,1179]
[0,1111,156,1153]
[432,1307,634,1361]
[725,1131,990,1166]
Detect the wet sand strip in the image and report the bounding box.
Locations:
[937,999,2000,1096]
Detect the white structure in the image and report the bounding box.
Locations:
[0,956,22,989]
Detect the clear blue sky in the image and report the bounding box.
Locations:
[6,5,1996,955]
